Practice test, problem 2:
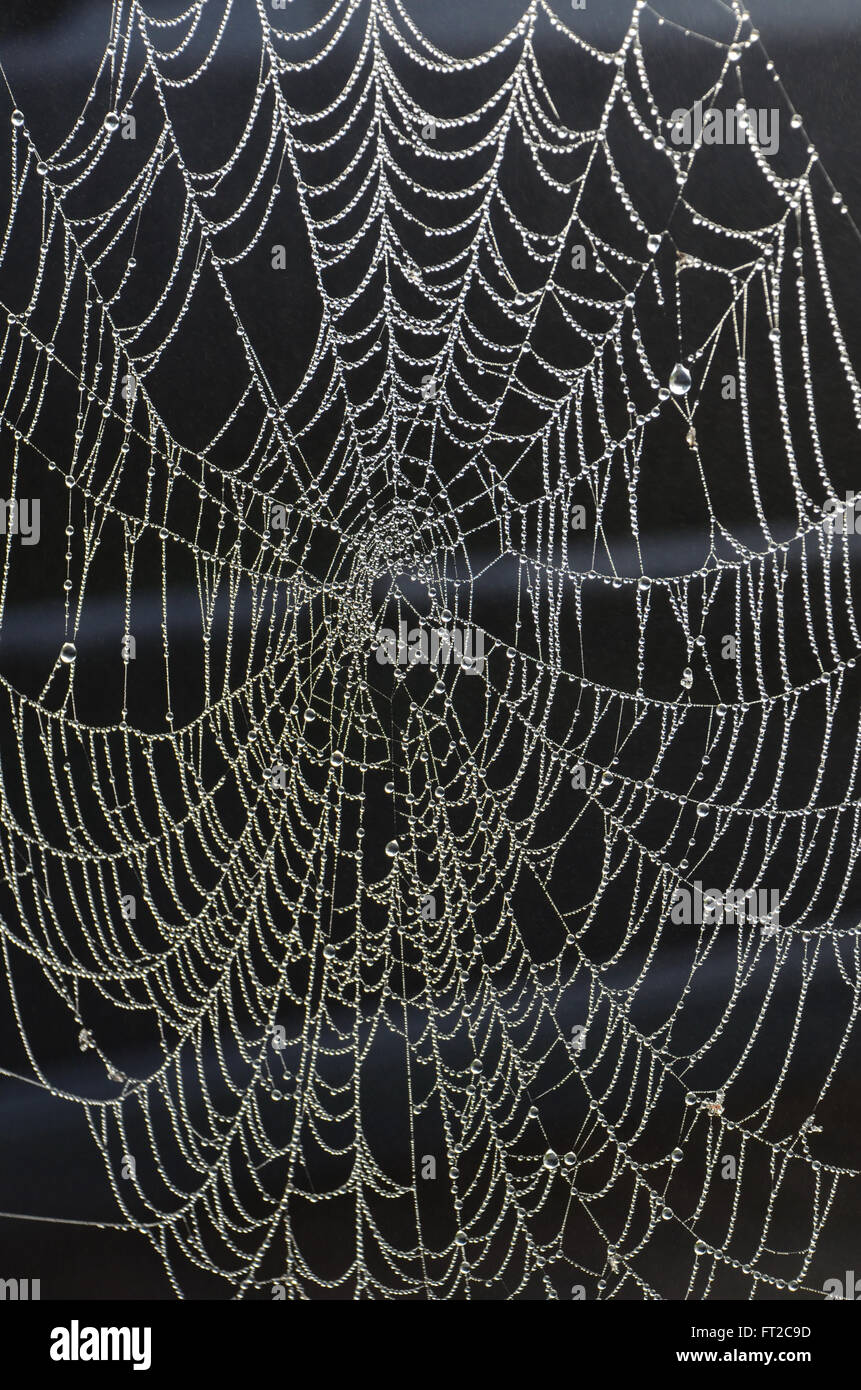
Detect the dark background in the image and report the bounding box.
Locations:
[0,0,859,1300]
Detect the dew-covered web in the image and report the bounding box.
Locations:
[0,0,860,1300]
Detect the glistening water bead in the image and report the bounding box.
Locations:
[669,363,692,396]
[59,642,77,664]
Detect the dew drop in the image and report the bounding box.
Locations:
[669,363,692,396]
[60,642,76,664]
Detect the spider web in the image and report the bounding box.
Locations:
[0,0,860,1300]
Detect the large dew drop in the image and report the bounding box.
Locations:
[669,363,692,396]
[59,642,77,664]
